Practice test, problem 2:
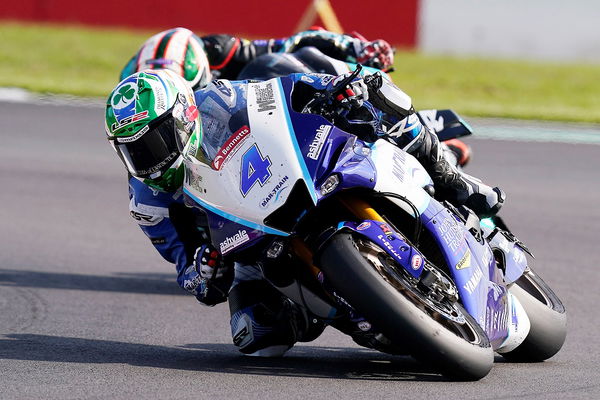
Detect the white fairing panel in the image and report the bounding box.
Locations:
[370,139,433,215]
[184,79,308,231]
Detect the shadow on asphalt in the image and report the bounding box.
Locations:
[0,269,183,296]
[0,334,449,381]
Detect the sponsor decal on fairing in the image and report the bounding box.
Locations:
[186,171,206,193]
[380,223,394,238]
[254,81,277,113]
[377,234,402,260]
[219,229,250,253]
[418,109,444,133]
[212,125,251,170]
[319,74,334,85]
[260,175,289,208]
[463,266,484,295]
[486,302,509,336]
[390,150,406,183]
[455,249,471,270]
[438,217,466,254]
[356,221,371,231]
[482,246,494,268]
[307,124,331,160]
[411,254,423,270]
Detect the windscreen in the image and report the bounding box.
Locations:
[193,85,250,170]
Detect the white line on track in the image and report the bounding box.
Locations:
[1,87,599,144]
[0,87,104,108]
[469,117,600,145]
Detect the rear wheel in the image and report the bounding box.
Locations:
[318,233,493,380]
[502,269,567,361]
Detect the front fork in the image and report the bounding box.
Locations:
[289,195,386,275]
[269,195,391,320]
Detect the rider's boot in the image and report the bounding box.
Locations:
[228,271,325,357]
[365,73,503,217]
[410,127,505,218]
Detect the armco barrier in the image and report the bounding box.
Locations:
[0,0,418,47]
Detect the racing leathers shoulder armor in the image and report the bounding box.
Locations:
[127,176,212,301]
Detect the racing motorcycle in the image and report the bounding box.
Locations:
[181,71,566,380]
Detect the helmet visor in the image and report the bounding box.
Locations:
[110,114,179,178]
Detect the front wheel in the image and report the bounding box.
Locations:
[318,233,493,380]
[502,269,567,361]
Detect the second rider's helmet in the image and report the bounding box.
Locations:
[120,27,212,90]
[105,69,202,192]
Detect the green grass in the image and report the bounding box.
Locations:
[1,22,599,123]
[0,22,152,98]
[390,53,600,123]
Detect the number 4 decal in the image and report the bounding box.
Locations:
[240,144,272,197]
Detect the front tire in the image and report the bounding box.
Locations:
[502,269,567,361]
[318,233,493,380]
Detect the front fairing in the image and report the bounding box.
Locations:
[422,201,510,346]
[182,75,429,254]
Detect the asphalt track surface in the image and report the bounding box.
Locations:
[1,100,599,399]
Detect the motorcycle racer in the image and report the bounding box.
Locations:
[105,68,502,356]
[119,27,394,87]
[105,69,325,356]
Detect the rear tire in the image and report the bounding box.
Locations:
[502,269,567,361]
[318,233,493,380]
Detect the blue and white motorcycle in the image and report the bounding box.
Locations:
[182,74,566,380]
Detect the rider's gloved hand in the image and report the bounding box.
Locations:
[196,244,225,279]
[182,244,233,306]
[327,73,369,111]
[355,38,394,71]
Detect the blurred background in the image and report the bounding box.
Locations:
[0,0,599,122]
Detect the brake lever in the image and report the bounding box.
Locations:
[302,65,364,118]
[329,64,363,97]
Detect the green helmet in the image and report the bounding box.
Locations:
[119,27,212,90]
[105,69,202,192]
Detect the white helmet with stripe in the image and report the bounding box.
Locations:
[121,27,212,90]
